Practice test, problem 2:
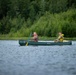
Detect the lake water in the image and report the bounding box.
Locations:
[0,40,76,75]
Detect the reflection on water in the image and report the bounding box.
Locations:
[0,40,76,75]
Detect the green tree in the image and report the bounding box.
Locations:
[49,0,68,13]
[0,0,10,19]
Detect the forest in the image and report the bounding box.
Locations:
[0,0,76,37]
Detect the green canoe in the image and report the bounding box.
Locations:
[19,40,72,46]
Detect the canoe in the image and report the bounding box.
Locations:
[19,40,72,46]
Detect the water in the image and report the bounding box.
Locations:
[0,40,76,75]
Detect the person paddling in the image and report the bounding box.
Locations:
[55,32,64,42]
[32,32,38,42]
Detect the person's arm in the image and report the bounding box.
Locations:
[58,36,61,40]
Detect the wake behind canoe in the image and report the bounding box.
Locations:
[19,40,72,46]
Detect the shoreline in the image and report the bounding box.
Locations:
[0,36,76,40]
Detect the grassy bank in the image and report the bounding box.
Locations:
[0,35,76,40]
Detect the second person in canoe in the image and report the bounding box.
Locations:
[55,32,64,42]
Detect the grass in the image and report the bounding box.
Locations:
[0,35,76,40]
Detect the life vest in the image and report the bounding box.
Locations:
[59,34,64,42]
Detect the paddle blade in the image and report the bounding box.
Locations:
[26,42,28,46]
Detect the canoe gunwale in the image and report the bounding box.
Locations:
[19,40,72,46]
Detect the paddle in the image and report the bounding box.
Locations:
[26,32,32,46]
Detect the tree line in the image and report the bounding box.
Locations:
[0,0,76,37]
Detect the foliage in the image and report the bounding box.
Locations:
[0,0,76,37]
